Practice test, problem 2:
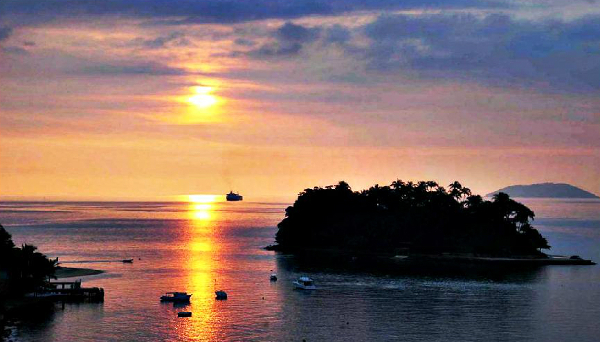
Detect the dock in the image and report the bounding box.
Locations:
[28,280,104,302]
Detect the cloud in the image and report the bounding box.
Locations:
[0,26,12,41]
[234,38,256,47]
[0,0,506,27]
[324,24,351,45]
[77,62,191,76]
[276,22,320,43]
[0,28,31,55]
[248,42,303,57]
[226,11,600,92]
[358,13,600,91]
[130,31,190,49]
[1,46,29,55]
[247,22,321,57]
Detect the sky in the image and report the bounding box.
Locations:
[0,0,599,201]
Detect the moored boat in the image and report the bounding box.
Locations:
[160,292,192,302]
[293,276,316,290]
[215,290,228,300]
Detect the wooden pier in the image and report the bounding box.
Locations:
[29,280,104,302]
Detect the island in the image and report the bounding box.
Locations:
[487,183,599,199]
[267,180,595,267]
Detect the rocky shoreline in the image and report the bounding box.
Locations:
[265,245,596,266]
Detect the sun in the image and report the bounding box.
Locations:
[176,84,224,124]
[187,86,218,108]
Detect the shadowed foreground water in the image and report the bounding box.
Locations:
[1,199,599,341]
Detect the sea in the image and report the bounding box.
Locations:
[1,198,599,342]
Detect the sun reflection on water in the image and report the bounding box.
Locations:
[191,203,213,221]
[177,194,222,340]
[187,194,219,203]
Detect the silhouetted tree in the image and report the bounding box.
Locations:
[0,224,57,293]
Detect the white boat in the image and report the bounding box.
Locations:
[293,276,316,290]
[160,292,192,302]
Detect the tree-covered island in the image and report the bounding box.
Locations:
[272,180,564,260]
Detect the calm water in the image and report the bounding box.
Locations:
[1,198,599,342]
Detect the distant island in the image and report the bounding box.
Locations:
[267,180,594,265]
[487,183,599,199]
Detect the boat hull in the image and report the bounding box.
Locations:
[293,281,316,290]
[161,295,191,302]
[226,192,243,201]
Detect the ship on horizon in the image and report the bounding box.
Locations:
[226,191,243,201]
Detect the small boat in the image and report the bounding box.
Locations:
[122,259,133,263]
[270,273,278,281]
[226,191,243,201]
[215,290,228,300]
[160,292,192,302]
[293,276,316,290]
[178,311,192,317]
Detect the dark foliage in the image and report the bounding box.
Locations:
[0,224,57,294]
[276,180,550,256]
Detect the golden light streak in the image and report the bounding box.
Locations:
[188,194,219,203]
[187,195,219,221]
[192,209,212,221]
[173,193,220,340]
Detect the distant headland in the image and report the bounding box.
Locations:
[266,180,595,266]
[487,183,599,199]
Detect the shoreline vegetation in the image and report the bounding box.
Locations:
[0,223,103,338]
[266,180,595,266]
[1,223,60,338]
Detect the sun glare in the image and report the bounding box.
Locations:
[186,194,219,221]
[188,194,218,203]
[173,83,226,124]
[188,86,218,109]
